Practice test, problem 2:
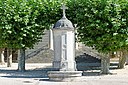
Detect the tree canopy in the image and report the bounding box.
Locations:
[0,0,128,53]
[72,0,128,53]
[0,0,62,49]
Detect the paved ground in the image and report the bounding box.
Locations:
[0,63,128,85]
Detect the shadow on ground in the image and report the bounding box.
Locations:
[0,66,53,78]
[0,53,119,78]
[77,62,119,76]
[0,62,119,78]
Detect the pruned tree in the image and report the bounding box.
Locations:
[67,0,128,74]
[0,0,68,71]
[0,0,61,71]
[1,0,128,73]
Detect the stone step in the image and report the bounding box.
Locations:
[25,30,50,63]
[76,62,118,71]
[25,30,102,64]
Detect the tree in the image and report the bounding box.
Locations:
[0,0,46,71]
[1,0,127,73]
[117,0,128,68]
[0,0,63,71]
[68,0,128,74]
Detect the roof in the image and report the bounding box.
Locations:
[53,4,74,29]
[53,17,74,29]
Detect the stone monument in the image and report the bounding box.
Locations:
[48,4,82,81]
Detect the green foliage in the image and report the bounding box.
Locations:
[72,0,128,53]
[0,0,128,53]
[0,0,39,48]
[0,0,62,49]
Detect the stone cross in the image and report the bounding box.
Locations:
[61,4,68,18]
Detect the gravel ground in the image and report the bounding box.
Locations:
[0,63,128,85]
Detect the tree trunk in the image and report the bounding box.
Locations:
[0,49,5,65]
[18,48,25,72]
[7,49,12,67]
[126,55,128,65]
[100,54,110,74]
[118,51,126,69]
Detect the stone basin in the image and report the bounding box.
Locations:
[48,71,82,81]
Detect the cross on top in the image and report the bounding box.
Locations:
[61,4,68,18]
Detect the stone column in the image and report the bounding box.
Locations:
[49,29,54,50]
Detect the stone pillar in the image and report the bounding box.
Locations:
[52,30,62,69]
[52,30,76,71]
[49,29,54,50]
